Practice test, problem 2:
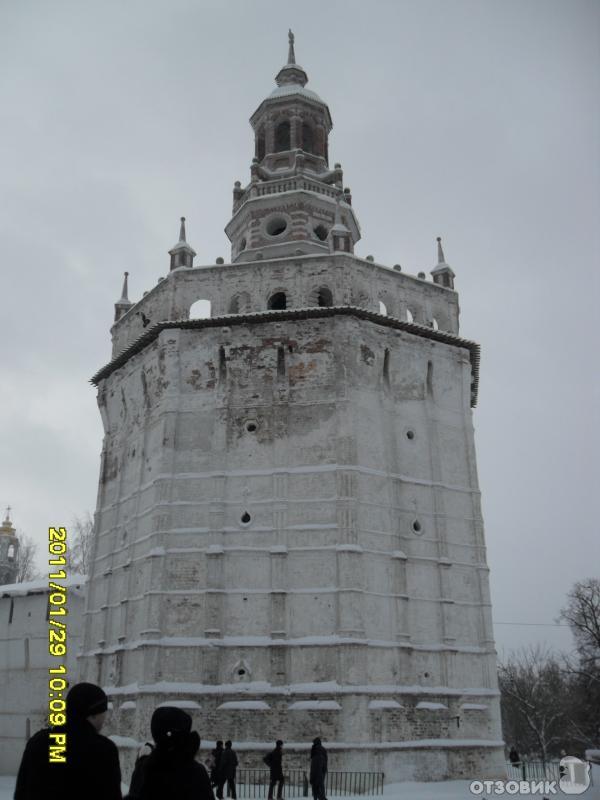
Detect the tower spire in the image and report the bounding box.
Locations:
[287,29,296,64]
[179,216,187,243]
[169,216,196,271]
[114,271,134,322]
[275,30,308,87]
[437,236,446,264]
[430,235,456,289]
[119,271,130,303]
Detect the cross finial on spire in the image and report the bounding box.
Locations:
[288,29,296,64]
[4,506,11,523]
[179,216,187,243]
[437,236,446,264]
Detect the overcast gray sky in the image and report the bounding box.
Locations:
[1,0,598,658]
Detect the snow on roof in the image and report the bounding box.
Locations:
[268,84,325,104]
[157,700,201,710]
[288,700,341,711]
[218,700,270,710]
[368,700,403,710]
[104,679,499,699]
[119,701,137,710]
[416,701,448,711]
[0,573,87,597]
[460,703,488,711]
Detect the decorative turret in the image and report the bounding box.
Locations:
[329,197,353,254]
[225,31,361,262]
[0,507,19,585]
[114,271,134,322]
[430,236,456,289]
[169,217,196,271]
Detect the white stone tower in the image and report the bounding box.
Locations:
[82,33,504,782]
[0,508,19,585]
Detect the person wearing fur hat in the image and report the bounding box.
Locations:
[14,681,122,800]
[126,706,214,800]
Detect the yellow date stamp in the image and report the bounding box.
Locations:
[48,526,68,763]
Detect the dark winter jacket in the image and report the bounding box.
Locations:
[309,743,328,783]
[126,744,214,800]
[264,747,284,779]
[220,747,239,779]
[210,745,224,784]
[14,719,122,800]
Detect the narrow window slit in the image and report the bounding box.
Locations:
[383,348,390,387]
[277,346,285,377]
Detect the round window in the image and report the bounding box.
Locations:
[266,217,288,237]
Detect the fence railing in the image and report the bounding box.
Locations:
[233,769,385,797]
[506,760,561,782]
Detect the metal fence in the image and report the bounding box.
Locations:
[233,769,385,798]
[506,760,561,782]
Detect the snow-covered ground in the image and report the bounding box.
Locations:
[1,775,599,799]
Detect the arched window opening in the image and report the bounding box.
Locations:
[189,299,212,319]
[275,121,291,152]
[379,301,388,316]
[317,287,333,307]
[239,237,247,252]
[432,318,439,331]
[219,346,227,380]
[406,308,414,323]
[302,123,314,154]
[268,292,287,310]
[7,544,15,560]
[257,131,266,161]
[314,224,328,241]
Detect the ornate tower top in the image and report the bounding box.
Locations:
[225,31,360,262]
[0,506,15,536]
[0,506,19,585]
[274,29,308,88]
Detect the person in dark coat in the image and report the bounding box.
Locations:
[264,739,284,800]
[509,747,520,766]
[211,740,224,795]
[14,681,122,800]
[309,737,328,800]
[126,706,214,800]
[218,740,238,800]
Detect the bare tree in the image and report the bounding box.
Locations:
[68,513,94,575]
[559,578,600,663]
[498,646,569,761]
[558,578,600,750]
[16,534,40,582]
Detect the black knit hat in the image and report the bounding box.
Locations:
[150,706,192,746]
[66,683,108,719]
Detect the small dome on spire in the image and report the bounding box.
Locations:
[169,217,196,270]
[275,29,309,88]
[0,506,15,536]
